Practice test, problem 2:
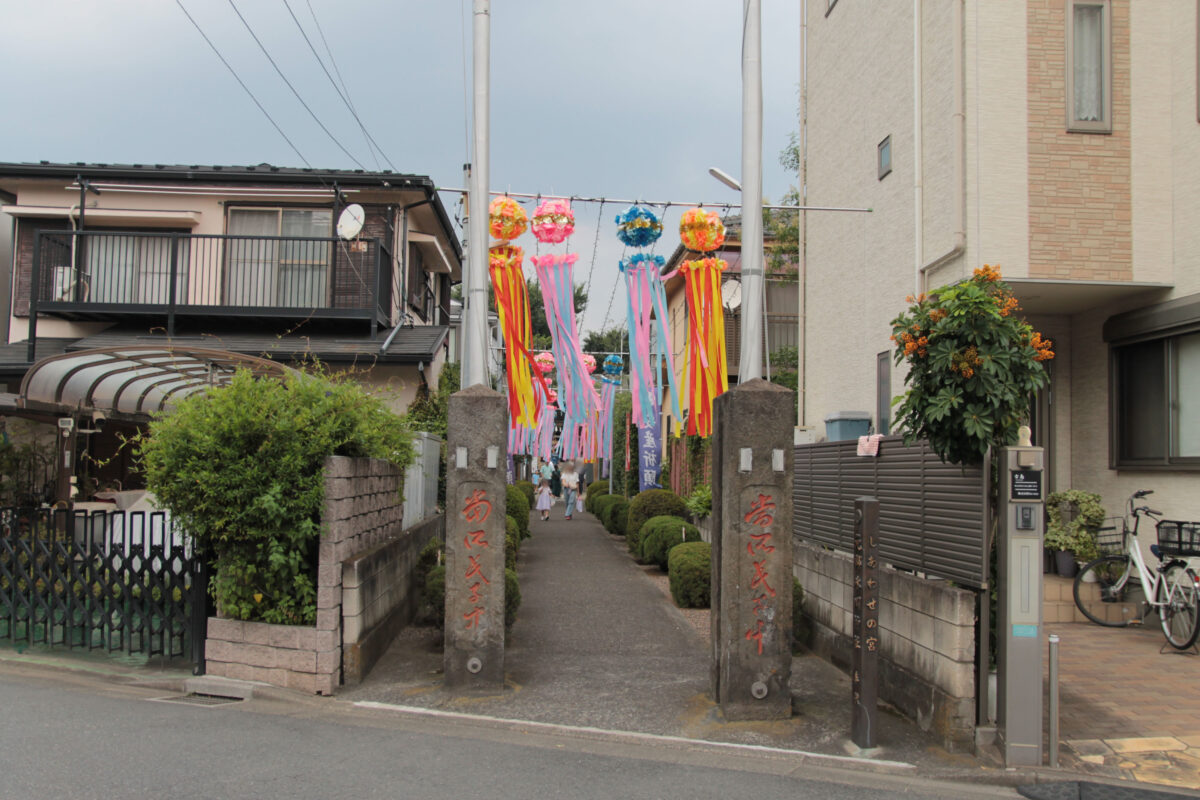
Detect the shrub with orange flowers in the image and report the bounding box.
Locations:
[890,265,1053,465]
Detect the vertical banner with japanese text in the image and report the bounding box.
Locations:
[637,414,662,492]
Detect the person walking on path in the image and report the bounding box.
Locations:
[550,464,562,501]
[534,478,553,521]
[539,460,553,484]
[560,461,580,521]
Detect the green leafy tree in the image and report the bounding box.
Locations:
[138,369,413,624]
[583,327,625,358]
[890,265,1054,466]
[768,345,799,394]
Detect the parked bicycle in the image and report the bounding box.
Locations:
[1072,490,1200,650]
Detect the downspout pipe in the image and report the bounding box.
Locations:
[798,0,808,427]
[913,0,924,298]
[918,0,967,292]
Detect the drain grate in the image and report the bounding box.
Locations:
[152,692,242,707]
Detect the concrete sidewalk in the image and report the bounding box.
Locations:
[341,508,986,778]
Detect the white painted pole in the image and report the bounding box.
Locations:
[739,0,765,382]
[464,0,491,388]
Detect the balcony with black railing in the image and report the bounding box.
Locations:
[29,229,392,336]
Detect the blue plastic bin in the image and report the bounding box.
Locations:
[824,411,871,442]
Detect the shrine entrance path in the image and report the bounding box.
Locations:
[343,508,951,766]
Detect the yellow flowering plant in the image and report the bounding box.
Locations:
[890,265,1053,465]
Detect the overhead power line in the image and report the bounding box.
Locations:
[226,0,367,170]
[175,0,311,168]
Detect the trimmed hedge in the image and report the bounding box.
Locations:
[423,562,522,632]
[505,568,521,631]
[514,480,535,509]
[603,497,630,536]
[505,515,519,571]
[584,479,610,513]
[668,541,711,608]
[591,495,620,527]
[639,515,701,571]
[627,489,688,557]
[505,484,530,540]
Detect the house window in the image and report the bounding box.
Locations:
[878,136,892,180]
[407,243,430,320]
[80,230,189,305]
[876,351,890,436]
[1112,332,1200,467]
[226,207,331,307]
[1066,0,1112,133]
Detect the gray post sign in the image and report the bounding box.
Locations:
[444,385,507,691]
[711,380,794,721]
[998,438,1045,766]
[851,497,880,748]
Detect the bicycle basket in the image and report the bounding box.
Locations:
[1156,520,1200,558]
[1092,519,1125,556]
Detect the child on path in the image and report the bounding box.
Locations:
[534,478,553,521]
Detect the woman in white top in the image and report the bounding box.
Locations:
[559,461,580,521]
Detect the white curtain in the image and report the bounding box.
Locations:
[1073,4,1103,122]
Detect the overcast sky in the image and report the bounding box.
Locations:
[0,0,801,334]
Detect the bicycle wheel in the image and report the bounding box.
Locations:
[1158,564,1200,650]
[1073,555,1138,627]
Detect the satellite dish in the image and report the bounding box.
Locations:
[721,279,743,312]
[336,203,365,240]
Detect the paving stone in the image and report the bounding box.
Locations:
[1105,736,1187,754]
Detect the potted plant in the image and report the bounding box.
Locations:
[1045,490,1105,578]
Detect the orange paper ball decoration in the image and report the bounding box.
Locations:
[679,208,726,253]
[489,196,528,241]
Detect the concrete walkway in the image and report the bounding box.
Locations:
[342,507,980,776]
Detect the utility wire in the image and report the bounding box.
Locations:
[285,0,398,173]
[580,199,605,332]
[226,0,367,170]
[175,0,311,168]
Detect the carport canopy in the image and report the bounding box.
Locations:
[19,346,296,420]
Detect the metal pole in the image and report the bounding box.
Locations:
[463,0,491,389]
[739,0,765,382]
[1048,634,1060,768]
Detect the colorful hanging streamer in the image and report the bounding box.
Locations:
[679,256,728,437]
[531,252,599,427]
[489,244,546,429]
[620,253,682,430]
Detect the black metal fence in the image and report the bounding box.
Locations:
[793,436,990,588]
[31,229,390,333]
[0,507,207,669]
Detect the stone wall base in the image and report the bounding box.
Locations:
[206,618,337,696]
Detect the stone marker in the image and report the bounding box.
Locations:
[710,379,793,720]
[444,385,506,691]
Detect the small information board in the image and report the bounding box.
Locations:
[1010,470,1042,501]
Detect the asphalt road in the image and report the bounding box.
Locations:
[0,664,1019,800]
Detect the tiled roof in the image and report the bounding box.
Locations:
[0,161,430,188]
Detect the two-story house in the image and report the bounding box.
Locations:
[800,1,1200,521]
[0,161,462,501]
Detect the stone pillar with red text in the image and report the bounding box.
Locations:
[710,379,794,720]
[444,385,507,691]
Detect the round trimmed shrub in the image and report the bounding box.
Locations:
[592,494,620,526]
[639,515,701,571]
[585,479,610,513]
[604,497,630,536]
[515,480,535,509]
[505,516,519,571]
[627,489,688,557]
[505,484,530,540]
[505,568,521,631]
[424,563,446,629]
[668,541,711,608]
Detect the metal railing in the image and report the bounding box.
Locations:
[30,229,390,336]
[0,507,206,668]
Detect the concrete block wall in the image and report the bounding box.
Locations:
[205,618,339,695]
[793,540,977,751]
[342,513,443,683]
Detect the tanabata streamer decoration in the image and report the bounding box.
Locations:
[532,199,575,244]
[489,244,545,429]
[489,196,528,242]
[621,253,682,429]
[678,211,729,437]
[615,205,664,248]
[597,355,624,466]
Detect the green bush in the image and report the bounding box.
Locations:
[591,495,620,526]
[639,516,701,571]
[626,489,688,557]
[792,578,808,653]
[505,484,531,540]
[424,563,446,630]
[515,480,535,509]
[416,536,443,594]
[505,568,521,631]
[604,497,630,537]
[137,369,413,625]
[505,516,519,571]
[685,484,712,520]
[584,479,610,513]
[668,542,711,608]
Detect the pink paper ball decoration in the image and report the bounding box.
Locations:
[531,199,576,244]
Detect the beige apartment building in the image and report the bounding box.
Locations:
[802,0,1200,520]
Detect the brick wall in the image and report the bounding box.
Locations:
[1026,0,1132,280]
[206,455,405,694]
[793,540,977,752]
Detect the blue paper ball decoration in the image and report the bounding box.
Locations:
[615,205,663,248]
